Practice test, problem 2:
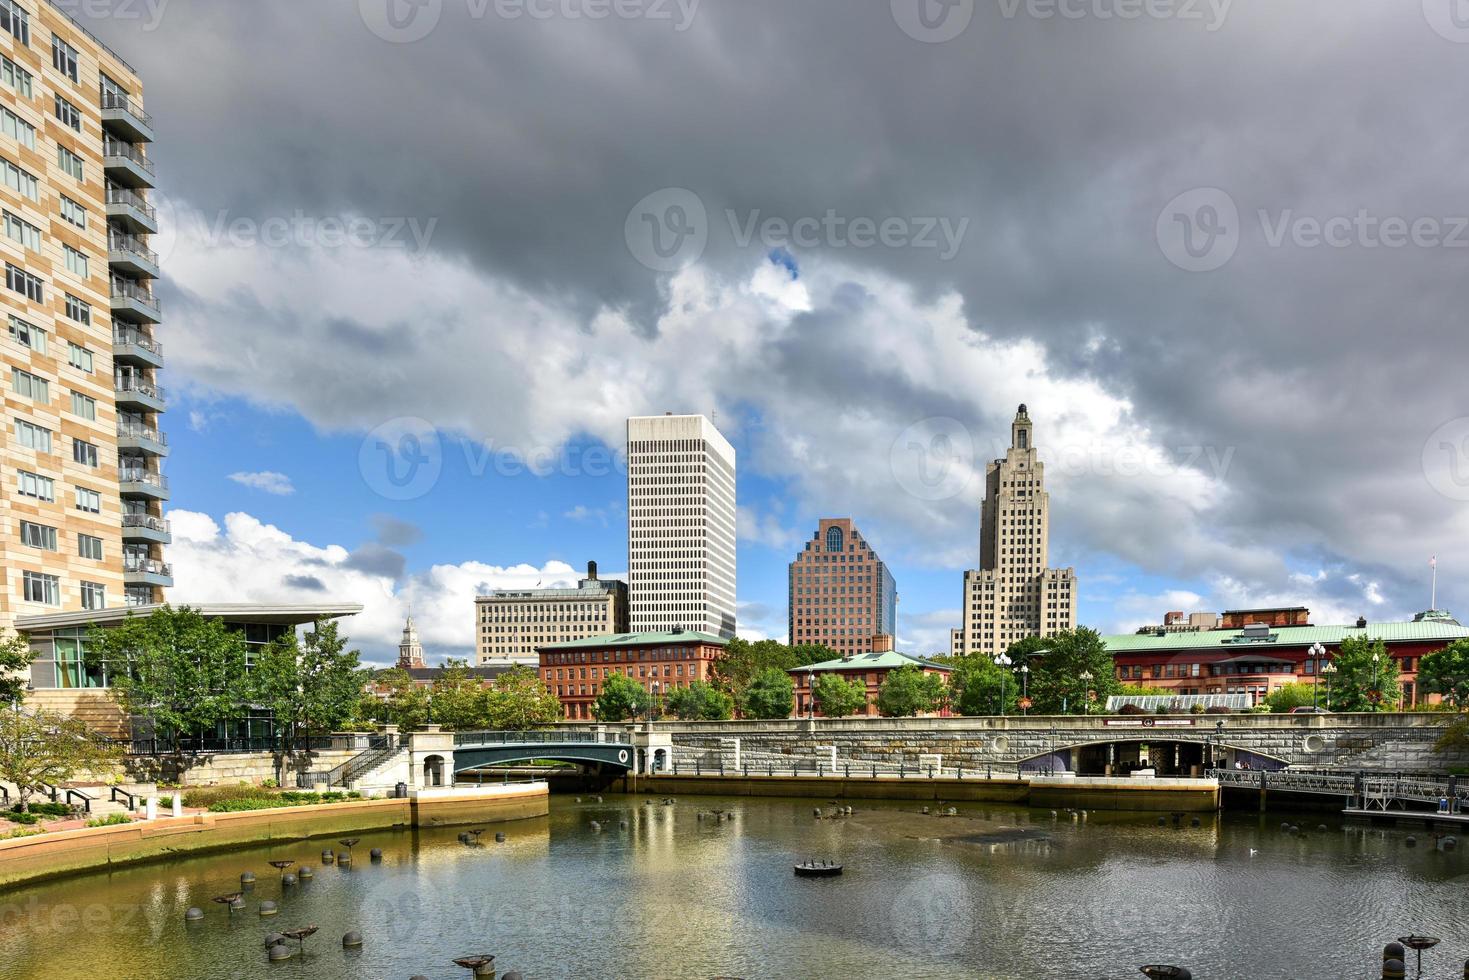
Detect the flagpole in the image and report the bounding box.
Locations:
[1431,557,1437,610]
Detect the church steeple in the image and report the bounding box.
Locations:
[397,616,425,669]
[1011,403,1033,451]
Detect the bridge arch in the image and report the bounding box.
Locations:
[1016,736,1291,776]
[448,732,636,777]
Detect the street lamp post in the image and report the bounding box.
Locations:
[1020,664,1030,716]
[1321,660,1337,711]
[1079,671,1093,716]
[1370,652,1384,711]
[806,666,815,721]
[1308,642,1325,711]
[994,653,1012,716]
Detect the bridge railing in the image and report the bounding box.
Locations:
[1215,769,1469,808]
[452,730,632,746]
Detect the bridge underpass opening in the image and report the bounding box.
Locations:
[1039,740,1289,777]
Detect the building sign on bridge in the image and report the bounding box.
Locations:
[1102,718,1197,728]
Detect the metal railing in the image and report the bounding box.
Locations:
[1215,769,1469,809]
[127,735,342,756]
[100,91,151,126]
[118,422,167,445]
[312,734,402,788]
[113,328,162,356]
[110,278,161,313]
[452,730,631,746]
[102,136,153,174]
[110,786,142,809]
[123,557,173,577]
[119,468,168,490]
[108,231,158,266]
[106,185,156,219]
[667,755,1026,781]
[122,513,170,533]
[115,376,166,401]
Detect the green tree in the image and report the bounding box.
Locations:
[949,655,1017,716]
[663,680,735,721]
[812,673,868,718]
[712,639,832,705]
[1003,634,1054,664]
[742,668,795,719]
[1027,628,1120,714]
[428,659,489,730]
[875,666,946,717]
[0,708,124,813]
[90,606,252,746]
[1419,639,1469,709]
[594,673,655,722]
[1328,635,1401,711]
[0,631,35,706]
[250,621,365,751]
[1263,682,1319,713]
[363,668,431,730]
[1435,714,1469,755]
[485,665,565,729]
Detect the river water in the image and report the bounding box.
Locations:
[1,794,1465,979]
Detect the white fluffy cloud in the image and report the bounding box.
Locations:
[165,509,588,664]
[227,470,296,495]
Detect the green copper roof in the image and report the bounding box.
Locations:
[789,650,952,673]
[538,630,730,650]
[1104,618,1469,655]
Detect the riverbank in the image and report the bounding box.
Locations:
[0,783,548,887]
[625,772,1220,812]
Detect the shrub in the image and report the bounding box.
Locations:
[1119,703,1146,715]
[5,811,40,825]
[0,827,42,840]
[1205,706,1232,714]
[86,814,132,827]
[11,802,71,817]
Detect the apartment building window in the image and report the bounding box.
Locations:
[52,35,79,83]
[23,571,60,606]
[66,342,92,373]
[78,533,103,560]
[54,94,80,131]
[19,520,56,550]
[64,292,89,323]
[63,244,87,278]
[16,418,51,452]
[72,438,97,467]
[1,157,37,200]
[6,262,43,302]
[80,581,105,610]
[11,366,47,401]
[18,469,54,501]
[3,210,40,250]
[75,486,101,513]
[59,194,85,228]
[9,314,44,352]
[0,104,35,148]
[0,0,26,44]
[100,72,128,104]
[57,145,83,181]
[1,53,30,97]
[69,390,96,420]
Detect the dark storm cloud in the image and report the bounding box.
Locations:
[342,543,408,581]
[85,0,1469,617]
[371,513,425,548]
[281,573,328,592]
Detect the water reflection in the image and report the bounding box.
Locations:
[0,795,1464,978]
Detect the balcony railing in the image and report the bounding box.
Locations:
[106,185,156,220]
[122,513,170,534]
[100,91,151,126]
[108,231,158,267]
[113,328,162,356]
[115,377,166,402]
[111,278,161,314]
[123,556,173,577]
[117,422,167,445]
[119,469,168,490]
[102,136,154,174]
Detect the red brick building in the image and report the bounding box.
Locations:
[788,634,952,718]
[1218,607,1311,629]
[538,630,730,720]
[1107,610,1468,707]
[788,519,897,657]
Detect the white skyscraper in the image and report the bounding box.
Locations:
[627,414,737,638]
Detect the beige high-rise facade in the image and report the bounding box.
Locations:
[0,2,168,635]
[956,405,1076,658]
[627,413,736,638]
[476,561,629,666]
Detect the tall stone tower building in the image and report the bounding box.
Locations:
[956,405,1076,658]
[626,413,736,638]
[397,616,425,669]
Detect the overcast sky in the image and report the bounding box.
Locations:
[84,0,1469,661]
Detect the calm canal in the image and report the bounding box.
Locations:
[1,794,1465,979]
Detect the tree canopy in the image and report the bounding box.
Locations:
[250,620,364,751]
[812,673,868,718]
[0,631,34,706]
[358,668,431,730]
[483,665,564,729]
[0,708,123,812]
[594,673,655,722]
[712,639,831,707]
[664,680,735,721]
[948,655,1017,716]
[1327,635,1401,711]
[1419,639,1469,709]
[1026,628,1120,715]
[875,666,946,717]
[1263,682,1319,713]
[743,667,795,719]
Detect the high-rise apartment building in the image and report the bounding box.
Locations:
[626,413,736,638]
[0,1,168,634]
[475,561,629,666]
[787,518,896,655]
[956,405,1076,658]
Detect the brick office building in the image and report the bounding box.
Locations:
[788,518,897,657]
[788,634,952,719]
[538,629,730,720]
